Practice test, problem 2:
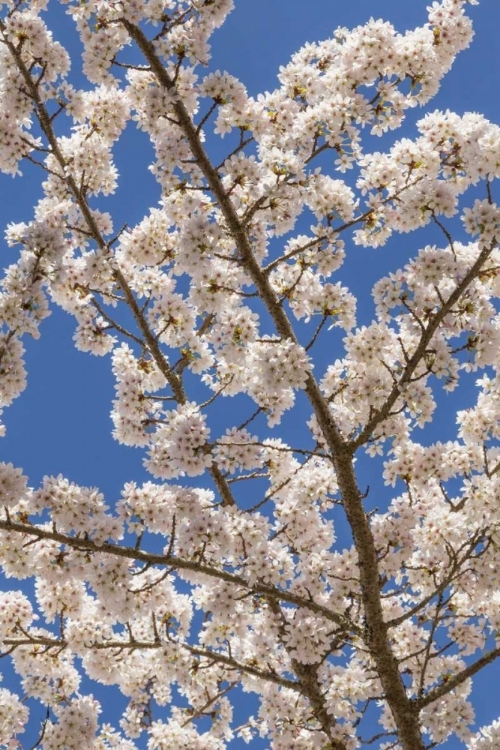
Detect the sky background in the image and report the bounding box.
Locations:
[1,1,500,747]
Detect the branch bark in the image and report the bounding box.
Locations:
[122,21,427,749]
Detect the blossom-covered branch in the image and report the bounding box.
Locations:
[1,1,500,749]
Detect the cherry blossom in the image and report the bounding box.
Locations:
[0,1,499,749]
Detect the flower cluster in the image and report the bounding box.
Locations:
[0,687,29,747]
[146,402,212,478]
[0,590,34,640]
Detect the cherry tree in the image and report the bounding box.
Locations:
[1,0,500,748]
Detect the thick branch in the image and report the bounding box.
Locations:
[122,21,426,750]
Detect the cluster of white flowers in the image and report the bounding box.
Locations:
[214,427,264,475]
[0,590,34,640]
[29,474,122,543]
[469,720,500,750]
[0,687,29,747]
[0,462,28,507]
[146,401,212,478]
[111,343,167,447]
[42,696,100,750]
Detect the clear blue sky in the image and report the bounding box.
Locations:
[1,1,499,747]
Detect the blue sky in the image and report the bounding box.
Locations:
[1,1,500,747]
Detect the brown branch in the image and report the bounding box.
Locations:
[351,239,496,451]
[414,646,500,710]
[0,517,355,631]
[3,634,301,693]
[181,680,238,727]
[121,21,427,750]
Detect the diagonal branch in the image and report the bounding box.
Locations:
[0,20,235,509]
[413,646,500,710]
[351,240,496,450]
[2,634,300,692]
[0,516,356,631]
[121,20,428,750]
